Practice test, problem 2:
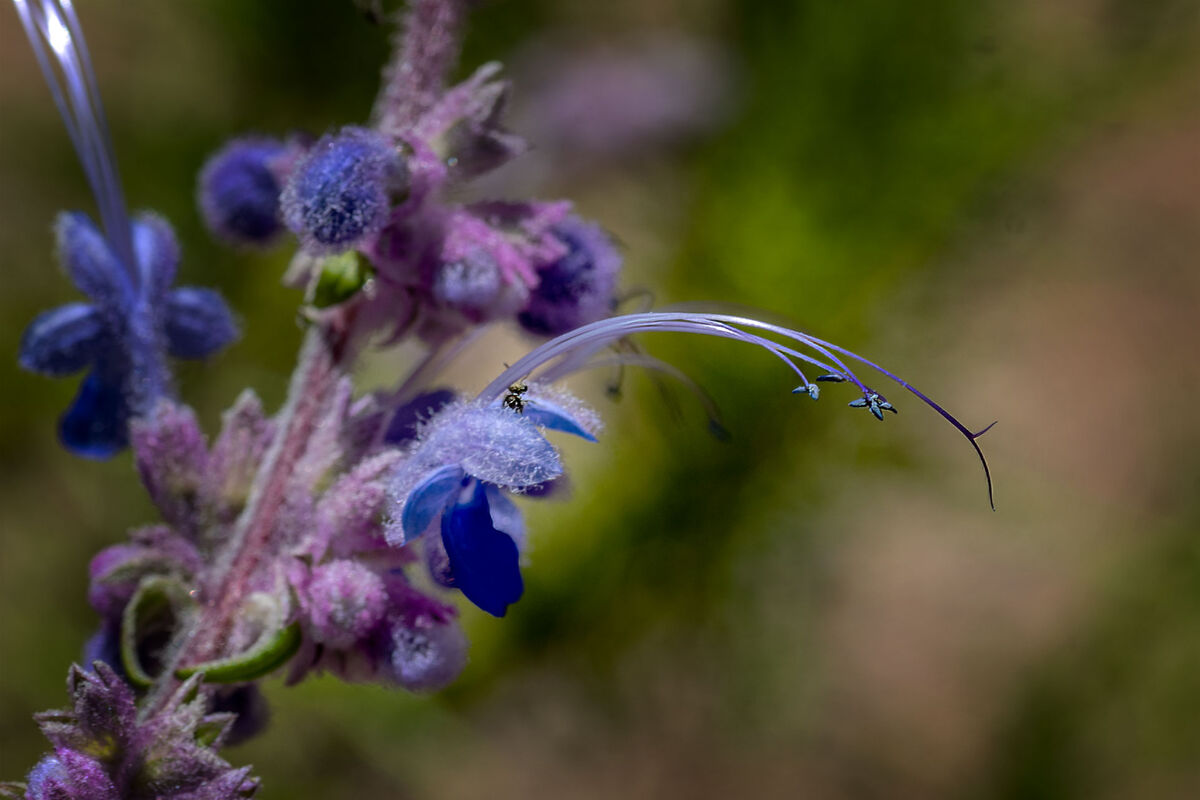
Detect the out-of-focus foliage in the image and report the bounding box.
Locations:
[3,0,1200,798]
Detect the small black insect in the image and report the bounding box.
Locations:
[502,381,528,414]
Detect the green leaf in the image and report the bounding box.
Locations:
[175,592,302,684]
[121,576,196,689]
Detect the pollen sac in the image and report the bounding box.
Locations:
[198,137,289,246]
[792,383,819,400]
[282,126,406,254]
[517,216,621,337]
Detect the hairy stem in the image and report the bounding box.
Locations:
[143,326,346,714]
[142,0,474,717]
[373,0,468,135]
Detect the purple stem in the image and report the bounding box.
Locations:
[373,0,468,136]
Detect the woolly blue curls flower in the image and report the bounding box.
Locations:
[13,0,237,457]
[387,393,599,617]
[388,310,995,617]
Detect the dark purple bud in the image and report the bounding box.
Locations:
[198,137,288,245]
[517,216,621,337]
[383,388,457,445]
[210,685,270,747]
[19,303,106,377]
[815,374,846,383]
[164,287,239,360]
[282,127,405,254]
[386,615,468,692]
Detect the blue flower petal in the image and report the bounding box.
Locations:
[59,370,130,459]
[133,213,180,302]
[56,212,131,308]
[164,287,239,359]
[402,464,465,543]
[523,397,598,442]
[484,484,525,543]
[440,482,523,617]
[18,302,106,376]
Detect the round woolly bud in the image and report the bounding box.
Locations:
[434,251,502,311]
[518,216,621,336]
[281,126,404,254]
[386,616,468,692]
[198,137,287,245]
[305,560,389,649]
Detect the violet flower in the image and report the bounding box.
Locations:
[387,395,598,616]
[14,0,237,458]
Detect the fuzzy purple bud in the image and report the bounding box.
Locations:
[432,251,506,318]
[518,217,621,336]
[386,615,468,692]
[198,137,288,246]
[25,751,117,800]
[304,560,389,649]
[281,127,404,253]
[130,402,208,529]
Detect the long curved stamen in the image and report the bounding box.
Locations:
[548,351,731,438]
[14,0,137,284]
[479,311,995,508]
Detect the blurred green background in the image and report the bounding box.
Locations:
[3,0,1200,797]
